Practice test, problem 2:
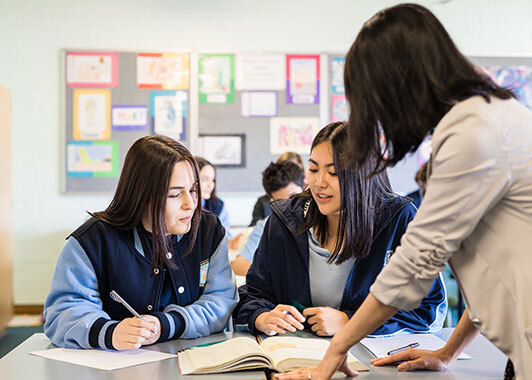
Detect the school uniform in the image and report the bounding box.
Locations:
[44,211,237,350]
[203,198,231,237]
[233,196,447,335]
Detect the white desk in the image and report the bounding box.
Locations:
[0,328,506,380]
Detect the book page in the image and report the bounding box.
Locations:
[178,337,272,374]
[260,336,368,373]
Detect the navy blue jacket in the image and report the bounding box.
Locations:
[233,196,447,336]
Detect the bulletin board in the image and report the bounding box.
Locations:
[62,50,191,193]
[197,53,321,192]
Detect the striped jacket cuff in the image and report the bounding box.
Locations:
[88,317,119,350]
[152,311,185,342]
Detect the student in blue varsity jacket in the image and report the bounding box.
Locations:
[233,122,447,337]
[44,136,237,350]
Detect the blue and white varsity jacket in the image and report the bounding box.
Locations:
[233,196,447,336]
[44,211,238,349]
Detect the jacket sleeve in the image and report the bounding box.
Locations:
[164,232,238,339]
[237,217,267,262]
[43,237,119,349]
[217,203,232,238]
[343,203,447,336]
[233,217,278,334]
[371,111,511,311]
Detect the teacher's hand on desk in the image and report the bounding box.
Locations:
[255,304,306,336]
[371,347,452,371]
[274,350,358,379]
[112,316,161,350]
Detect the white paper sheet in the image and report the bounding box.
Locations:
[235,53,285,90]
[241,91,277,117]
[360,334,471,360]
[29,348,176,371]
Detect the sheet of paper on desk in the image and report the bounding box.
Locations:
[360,334,471,360]
[29,347,176,371]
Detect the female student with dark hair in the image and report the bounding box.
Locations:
[194,156,231,235]
[277,4,532,380]
[44,136,237,350]
[233,122,446,338]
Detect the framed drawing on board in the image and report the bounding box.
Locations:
[198,134,246,168]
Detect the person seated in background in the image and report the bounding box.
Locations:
[232,160,305,276]
[406,161,429,208]
[44,136,237,350]
[195,156,232,236]
[249,152,306,226]
[233,122,447,337]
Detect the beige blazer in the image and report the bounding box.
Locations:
[371,96,532,379]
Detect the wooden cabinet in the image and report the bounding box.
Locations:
[0,85,13,334]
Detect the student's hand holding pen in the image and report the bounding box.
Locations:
[112,316,160,350]
[254,304,305,336]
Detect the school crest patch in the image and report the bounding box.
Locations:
[199,259,210,287]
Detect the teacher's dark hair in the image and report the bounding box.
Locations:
[344,3,515,172]
[91,135,201,270]
[297,122,394,263]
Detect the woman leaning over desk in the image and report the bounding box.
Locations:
[44,136,237,350]
[277,4,532,380]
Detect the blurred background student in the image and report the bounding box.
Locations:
[232,160,305,276]
[406,162,429,208]
[249,152,306,226]
[195,156,232,236]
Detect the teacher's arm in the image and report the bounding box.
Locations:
[372,308,479,371]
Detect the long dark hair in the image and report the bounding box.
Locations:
[344,3,515,172]
[195,156,219,204]
[91,136,202,270]
[297,122,394,264]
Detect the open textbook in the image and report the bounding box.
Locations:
[360,333,471,360]
[178,336,369,374]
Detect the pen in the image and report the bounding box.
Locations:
[387,342,420,356]
[110,290,146,321]
[189,340,226,349]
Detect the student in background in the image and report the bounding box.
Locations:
[234,122,446,337]
[44,136,237,350]
[232,160,305,276]
[195,156,231,236]
[406,162,428,208]
[250,152,306,226]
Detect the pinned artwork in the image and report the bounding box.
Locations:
[150,91,187,141]
[66,51,118,88]
[199,54,234,104]
[73,89,111,140]
[270,117,320,154]
[286,55,320,104]
[137,53,190,90]
[66,141,119,177]
[111,105,148,131]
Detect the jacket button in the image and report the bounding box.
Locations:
[153,268,160,275]
[178,286,185,294]
[147,304,153,311]
[166,252,172,260]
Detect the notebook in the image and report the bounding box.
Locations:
[178,335,369,374]
[360,333,471,360]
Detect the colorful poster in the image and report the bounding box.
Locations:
[150,91,187,140]
[137,53,190,90]
[331,95,348,122]
[199,54,234,104]
[286,54,320,104]
[235,54,285,90]
[481,65,532,109]
[66,141,119,177]
[331,57,345,95]
[111,105,148,131]
[73,89,111,140]
[66,52,118,88]
[270,117,320,154]
[241,91,277,117]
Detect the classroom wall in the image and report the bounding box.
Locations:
[1,0,531,304]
